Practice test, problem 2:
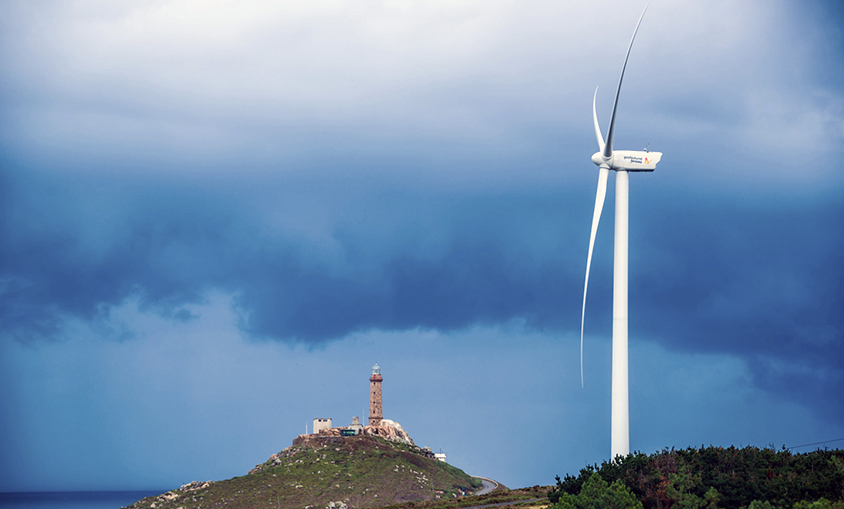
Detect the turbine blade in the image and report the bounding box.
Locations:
[581,165,609,387]
[593,87,605,152]
[603,4,648,159]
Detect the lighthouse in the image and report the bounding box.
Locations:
[368,363,383,426]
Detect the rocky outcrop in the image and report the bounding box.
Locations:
[291,422,415,448]
[360,423,415,446]
[179,481,213,492]
[145,481,215,508]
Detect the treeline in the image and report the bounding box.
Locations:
[549,446,844,508]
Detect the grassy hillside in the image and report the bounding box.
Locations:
[123,435,482,509]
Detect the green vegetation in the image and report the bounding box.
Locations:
[552,473,643,509]
[123,435,482,509]
[549,446,844,509]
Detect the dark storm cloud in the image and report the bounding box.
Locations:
[0,168,588,343]
[0,170,235,339]
[629,191,844,420]
[237,229,579,341]
[2,169,841,415]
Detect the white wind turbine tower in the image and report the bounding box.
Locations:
[580,4,662,460]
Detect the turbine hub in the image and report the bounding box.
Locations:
[591,152,605,166]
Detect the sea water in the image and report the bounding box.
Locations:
[0,491,163,509]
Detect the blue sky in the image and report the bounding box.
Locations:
[1,0,843,493]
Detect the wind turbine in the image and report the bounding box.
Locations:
[579,4,662,461]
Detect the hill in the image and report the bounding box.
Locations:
[122,434,483,509]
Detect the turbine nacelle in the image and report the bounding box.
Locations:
[591,150,662,172]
